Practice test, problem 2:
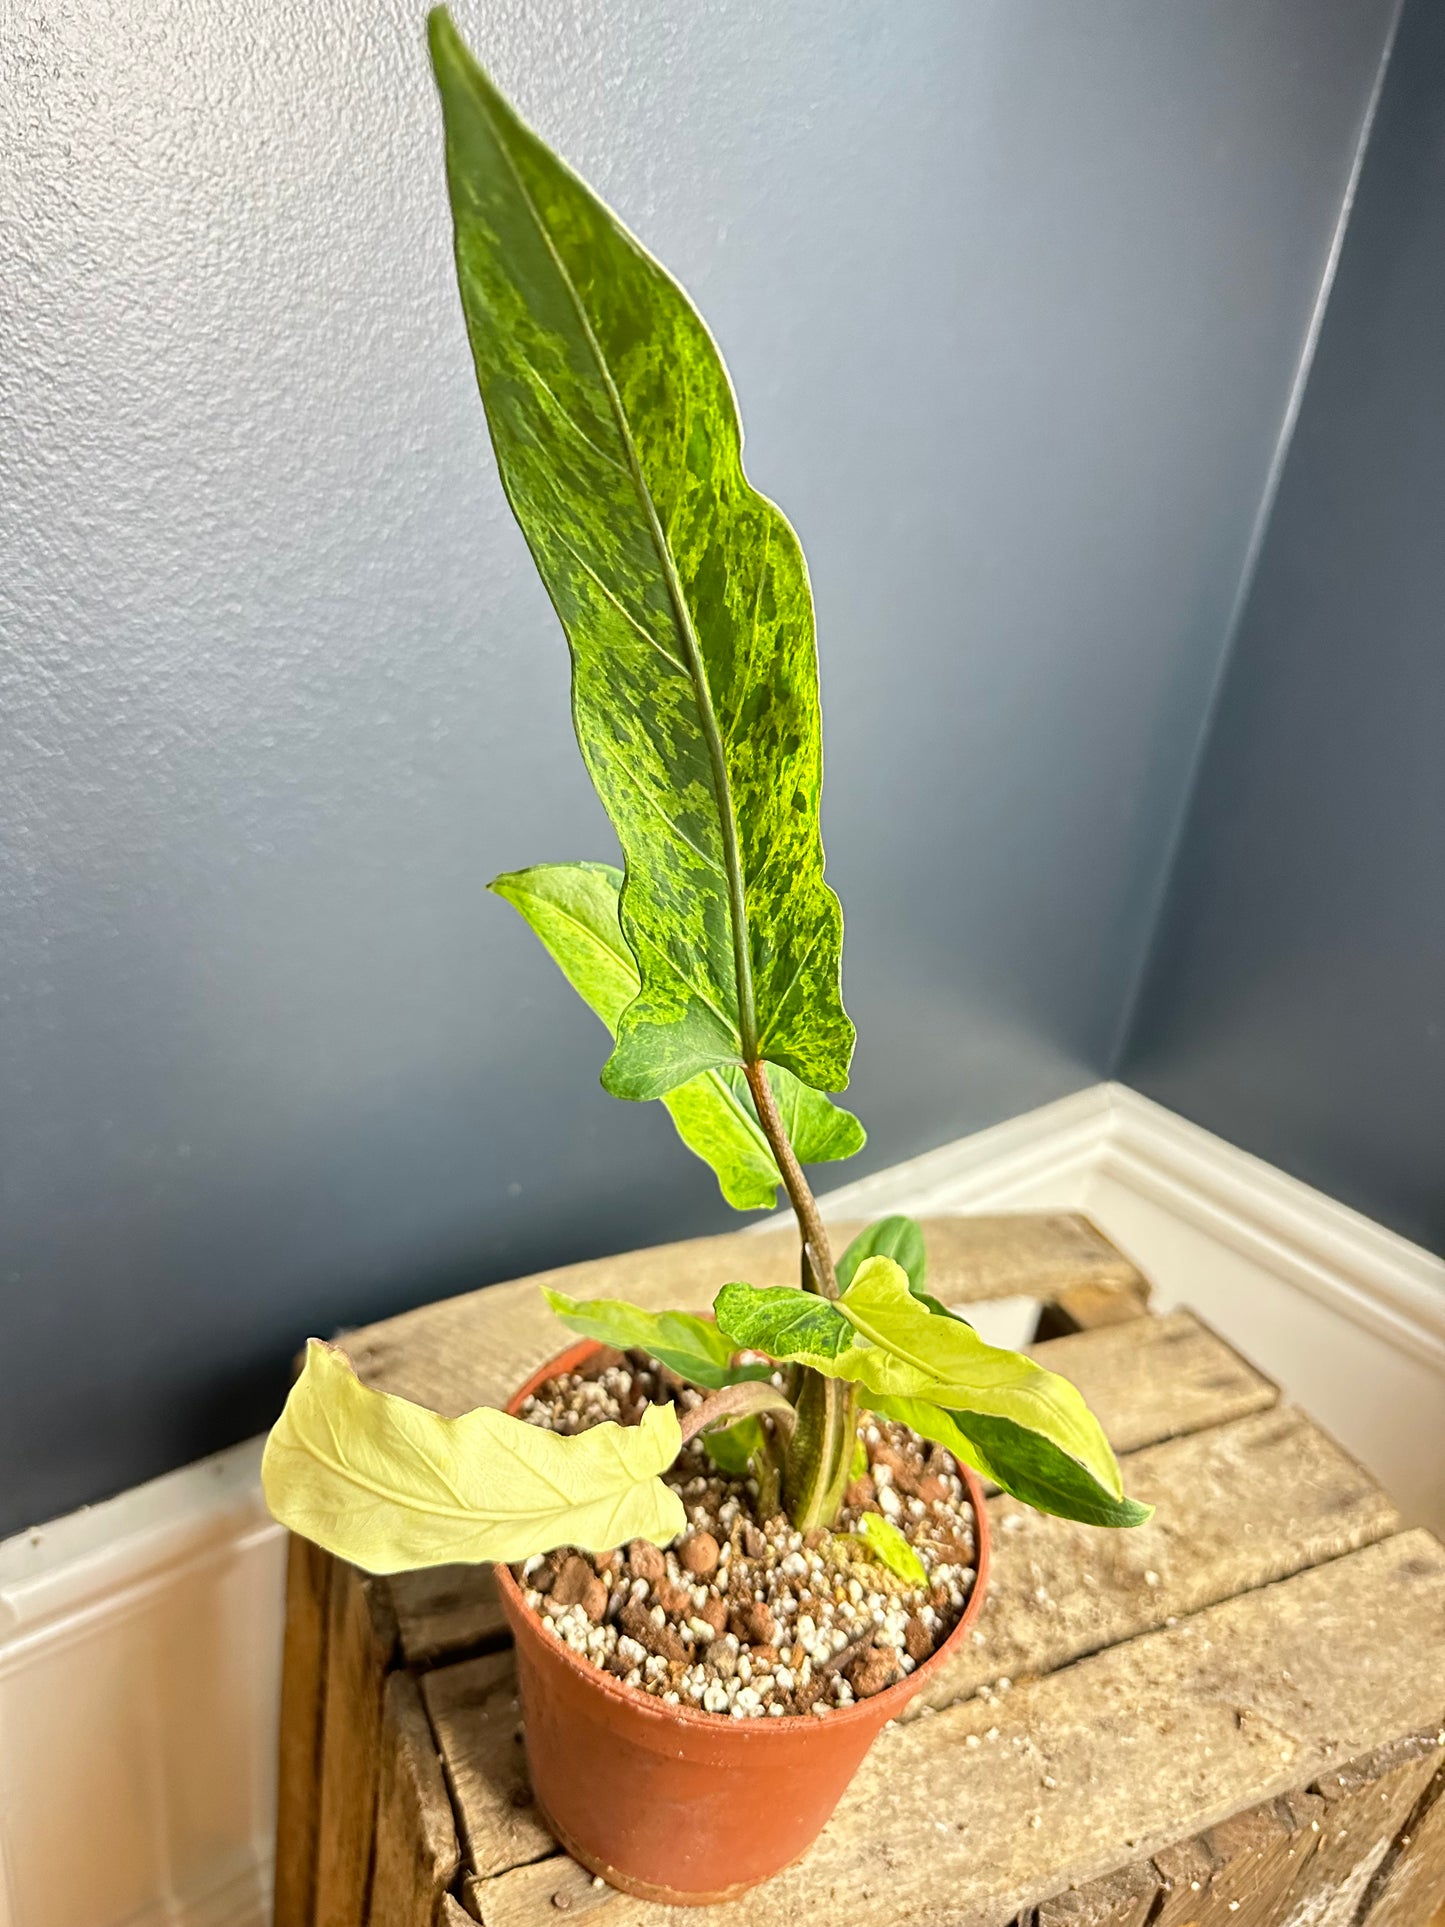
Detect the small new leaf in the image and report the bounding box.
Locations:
[493,864,864,1210]
[542,1288,769,1391]
[262,1339,685,1571]
[848,1511,928,1587]
[702,1415,765,1478]
[837,1215,926,1294]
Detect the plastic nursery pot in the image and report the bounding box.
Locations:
[495,1338,992,1906]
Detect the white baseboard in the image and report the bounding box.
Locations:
[3,1083,1441,1927]
[0,1442,284,1927]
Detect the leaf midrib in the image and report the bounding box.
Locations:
[466,68,759,1060]
[292,1423,578,1521]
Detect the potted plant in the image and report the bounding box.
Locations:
[263,11,1150,1904]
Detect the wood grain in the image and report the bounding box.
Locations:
[389,1562,509,1671]
[1359,1761,1445,1926]
[1029,1311,1276,1460]
[314,1561,397,1927]
[1031,1861,1157,1926]
[366,1670,460,1927]
[274,1533,332,1927]
[423,1651,555,1880]
[1279,1738,1445,1926]
[1150,1792,1327,1926]
[468,1530,1445,1927]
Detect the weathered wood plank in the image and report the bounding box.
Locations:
[1031,1281,1149,1343]
[423,1650,555,1880]
[367,1670,461,1927]
[388,1562,509,1672]
[1031,1861,1158,1926]
[1277,1738,1445,1927]
[1035,1311,1276,1459]
[343,1213,1145,1413]
[908,1405,1398,1717]
[275,1533,332,1927]
[1150,1790,1326,1926]
[1359,1759,1445,1926]
[315,1560,398,1927]
[467,1530,1445,1927]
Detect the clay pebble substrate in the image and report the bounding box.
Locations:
[512,1352,978,1720]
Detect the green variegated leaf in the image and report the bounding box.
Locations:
[848,1511,927,1587]
[541,1287,769,1390]
[713,1280,857,1364]
[491,864,864,1209]
[714,1258,1146,1526]
[262,1340,685,1571]
[432,12,854,1102]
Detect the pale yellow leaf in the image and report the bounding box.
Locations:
[262,1339,686,1572]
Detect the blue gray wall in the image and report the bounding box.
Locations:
[1122,0,1444,1256]
[1,0,1397,1533]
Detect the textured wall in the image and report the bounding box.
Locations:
[1,0,1396,1532]
[1123,0,1445,1255]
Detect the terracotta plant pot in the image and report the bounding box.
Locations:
[495,1338,992,1905]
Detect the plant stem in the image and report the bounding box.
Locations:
[742,1060,839,1299]
[739,1057,855,1528]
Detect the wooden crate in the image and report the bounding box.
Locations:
[273,1212,1445,1927]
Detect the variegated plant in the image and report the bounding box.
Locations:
[262,11,1150,1576]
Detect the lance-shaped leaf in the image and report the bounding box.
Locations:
[542,1287,771,1390]
[431,12,854,1101]
[714,1258,1146,1526]
[493,864,864,1209]
[262,1339,685,1572]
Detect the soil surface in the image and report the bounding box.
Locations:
[512,1350,978,1720]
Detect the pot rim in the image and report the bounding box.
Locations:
[494,1334,992,1736]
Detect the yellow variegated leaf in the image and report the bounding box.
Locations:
[714,1257,1148,1527]
[262,1339,686,1572]
[837,1259,1122,1496]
